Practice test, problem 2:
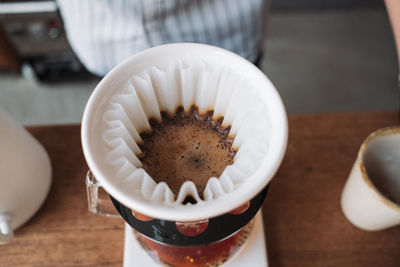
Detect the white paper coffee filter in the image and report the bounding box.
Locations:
[82,43,287,221]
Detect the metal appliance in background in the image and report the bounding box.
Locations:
[0,0,91,82]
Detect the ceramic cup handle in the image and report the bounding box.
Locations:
[0,213,13,244]
[86,171,121,218]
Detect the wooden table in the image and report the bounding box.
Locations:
[1,111,399,267]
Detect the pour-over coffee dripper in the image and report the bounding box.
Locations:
[81,43,288,266]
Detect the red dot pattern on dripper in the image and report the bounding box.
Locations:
[229,201,250,215]
[176,219,209,237]
[132,210,154,221]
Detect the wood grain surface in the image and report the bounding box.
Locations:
[0,111,399,267]
[264,111,400,267]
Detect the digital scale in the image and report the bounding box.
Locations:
[123,212,268,267]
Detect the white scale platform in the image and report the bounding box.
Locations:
[123,212,268,267]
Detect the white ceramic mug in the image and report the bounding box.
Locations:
[341,126,400,231]
[0,107,52,244]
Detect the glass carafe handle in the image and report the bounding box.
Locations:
[86,171,121,218]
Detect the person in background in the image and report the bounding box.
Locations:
[384,0,400,117]
[385,0,400,65]
[56,0,268,77]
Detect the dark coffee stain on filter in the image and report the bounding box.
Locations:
[138,106,236,198]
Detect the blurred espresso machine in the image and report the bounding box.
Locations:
[0,0,88,81]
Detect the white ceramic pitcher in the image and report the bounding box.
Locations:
[0,107,52,244]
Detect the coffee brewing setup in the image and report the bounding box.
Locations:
[81,43,288,266]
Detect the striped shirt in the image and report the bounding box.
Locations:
[56,0,267,76]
